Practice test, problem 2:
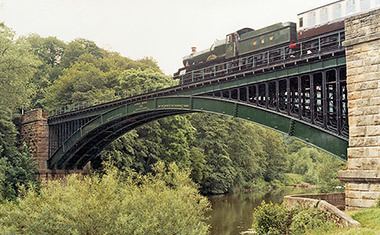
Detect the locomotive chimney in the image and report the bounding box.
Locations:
[191,46,197,54]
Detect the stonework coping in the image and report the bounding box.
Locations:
[283,194,360,228]
[339,170,380,183]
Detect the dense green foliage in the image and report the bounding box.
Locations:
[290,208,333,234]
[0,110,38,200]
[0,24,39,111]
[252,202,294,234]
[252,202,334,235]
[0,164,210,235]
[0,24,38,200]
[284,140,344,192]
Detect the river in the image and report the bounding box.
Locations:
[208,188,316,235]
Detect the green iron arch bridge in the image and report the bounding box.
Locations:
[48,33,348,170]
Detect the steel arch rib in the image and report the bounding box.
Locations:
[48,96,348,170]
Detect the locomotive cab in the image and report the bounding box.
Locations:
[225,32,239,59]
[225,28,254,59]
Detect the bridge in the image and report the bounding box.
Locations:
[20,10,380,210]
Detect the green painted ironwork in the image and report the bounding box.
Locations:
[49,56,346,125]
[177,57,346,96]
[48,96,347,170]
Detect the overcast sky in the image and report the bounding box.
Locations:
[0,0,334,75]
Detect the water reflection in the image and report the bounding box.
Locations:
[208,188,316,235]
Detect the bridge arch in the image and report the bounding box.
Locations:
[48,96,348,170]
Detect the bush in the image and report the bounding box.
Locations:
[252,202,295,235]
[0,163,210,235]
[253,202,336,235]
[290,208,333,234]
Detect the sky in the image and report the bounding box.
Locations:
[0,0,335,75]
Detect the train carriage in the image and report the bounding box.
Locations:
[298,0,380,40]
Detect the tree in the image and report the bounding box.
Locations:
[259,129,287,182]
[43,53,172,112]
[102,115,196,173]
[0,109,38,200]
[25,35,66,107]
[0,24,38,200]
[60,38,105,68]
[0,23,39,111]
[43,61,116,110]
[116,68,175,97]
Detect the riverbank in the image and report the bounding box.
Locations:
[208,187,319,235]
[308,207,380,235]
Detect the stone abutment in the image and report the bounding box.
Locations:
[339,9,380,209]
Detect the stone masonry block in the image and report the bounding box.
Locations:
[347,158,380,170]
[349,136,380,147]
[346,191,380,200]
[346,183,370,191]
[348,147,380,158]
[345,198,378,208]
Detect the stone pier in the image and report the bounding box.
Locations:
[339,9,380,209]
[20,109,84,180]
[20,109,49,177]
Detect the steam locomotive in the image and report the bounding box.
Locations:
[174,0,380,84]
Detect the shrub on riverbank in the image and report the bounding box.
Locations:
[308,207,380,235]
[252,202,295,234]
[0,163,210,235]
[252,202,334,235]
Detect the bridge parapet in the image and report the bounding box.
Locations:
[339,8,380,209]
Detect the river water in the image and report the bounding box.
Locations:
[208,188,315,235]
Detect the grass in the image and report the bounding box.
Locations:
[307,207,380,235]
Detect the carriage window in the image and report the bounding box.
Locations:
[320,7,328,24]
[269,36,274,41]
[333,3,342,18]
[346,0,356,14]
[261,39,265,44]
[299,17,304,28]
[308,11,316,27]
[253,41,257,46]
[360,0,370,10]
